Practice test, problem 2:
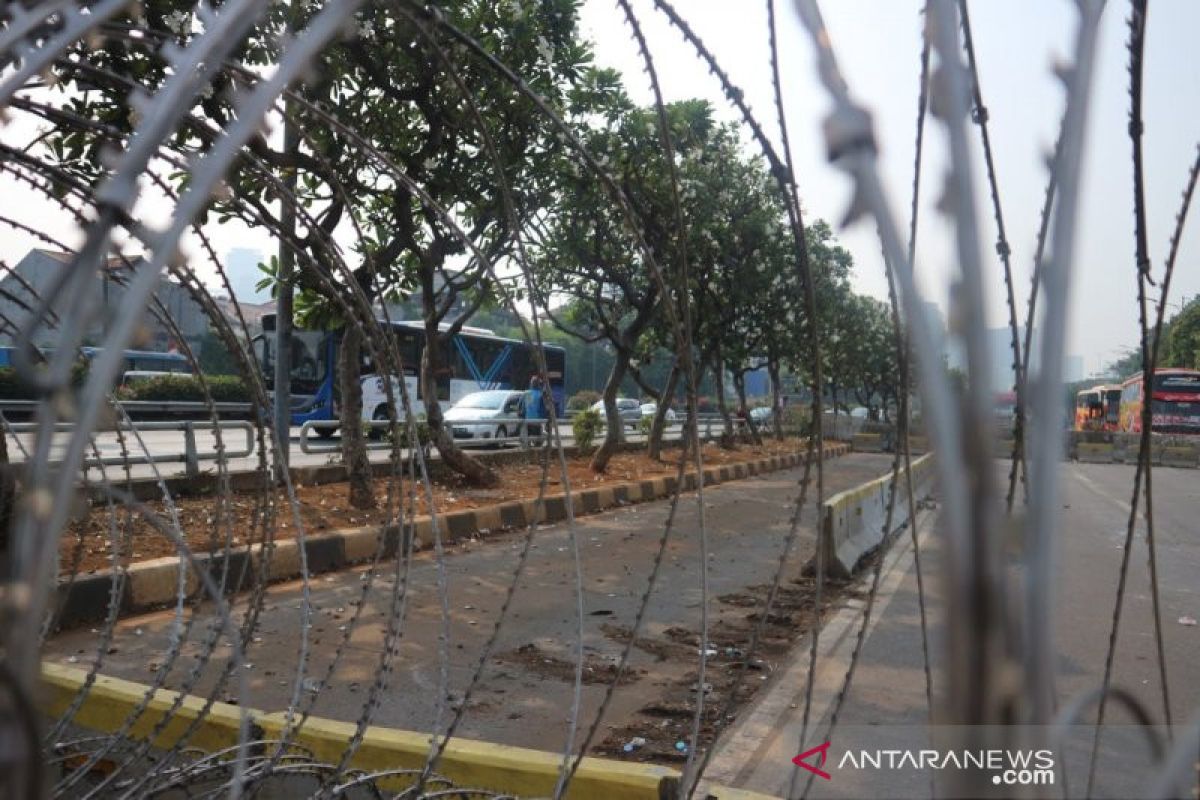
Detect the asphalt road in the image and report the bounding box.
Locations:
[42,453,896,759]
[44,455,1190,798]
[6,422,633,481]
[707,459,1200,799]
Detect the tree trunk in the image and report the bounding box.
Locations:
[423,332,498,486]
[712,354,736,449]
[733,371,762,446]
[767,358,784,440]
[829,378,840,439]
[338,326,376,510]
[648,362,679,461]
[0,425,12,564]
[591,351,631,473]
[679,364,705,462]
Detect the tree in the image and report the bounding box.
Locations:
[779,221,855,420]
[842,296,899,420]
[302,0,594,489]
[47,2,598,500]
[1106,349,1142,380]
[198,328,244,376]
[692,149,795,446]
[533,96,722,472]
[1162,298,1200,369]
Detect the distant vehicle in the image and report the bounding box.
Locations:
[0,346,194,374]
[256,314,566,436]
[1119,368,1200,434]
[1100,385,1122,430]
[1074,387,1103,431]
[1075,384,1122,432]
[591,398,641,429]
[81,347,194,375]
[748,406,772,423]
[444,390,525,444]
[639,402,677,424]
[994,391,1018,429]
[849,407,870,420]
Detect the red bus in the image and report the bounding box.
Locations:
[1074,387,1103,431]
[1119,368,1200,434]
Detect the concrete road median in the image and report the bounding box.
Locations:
[817,453,936,578]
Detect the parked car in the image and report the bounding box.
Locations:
[639,402,678,424]
[590,397,642,429]
[445,390,525,445]
[748,406,773,424]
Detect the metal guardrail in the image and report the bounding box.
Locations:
[296,412,748,455]
[297,413,759,455]
[5,419,255,477]
[298,417,554,455]
[0,398,254,418]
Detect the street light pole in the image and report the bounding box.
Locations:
[272,43,299,478]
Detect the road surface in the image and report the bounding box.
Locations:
[43,453,896,761]
[705,459,1200,799]
[8,420,735,482]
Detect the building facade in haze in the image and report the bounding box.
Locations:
[224,246,268,302]
[0,249,210,354]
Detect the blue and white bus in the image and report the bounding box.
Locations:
[255,314,566,430]
[0,346,193,373]
[79,347,194,374]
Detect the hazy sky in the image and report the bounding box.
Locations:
[579,0,1200,377]
[2,1,1198,377]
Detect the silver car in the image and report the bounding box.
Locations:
[749,406,773,424]
[640,402,678,424]
[445,390,525,444]
[591,397,641,429]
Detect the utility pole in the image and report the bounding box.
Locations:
[272,37,299,478]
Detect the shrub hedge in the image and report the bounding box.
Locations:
[567,389,600,411]
[125,374,250,402]
[0,365,250,403]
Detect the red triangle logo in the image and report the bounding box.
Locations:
[792,741,832,780]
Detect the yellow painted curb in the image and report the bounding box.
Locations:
[41,662,252,754]
[41,663,781,799]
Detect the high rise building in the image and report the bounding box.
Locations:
[224,247,267,302]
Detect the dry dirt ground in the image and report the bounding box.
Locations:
[61,438,822,574]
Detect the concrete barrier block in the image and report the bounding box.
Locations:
[851,433,885,453]
[1161,444,1200,468]
[1076,442,1115,464]
[819,454,935,577]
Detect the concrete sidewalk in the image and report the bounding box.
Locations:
[701,508,939,799]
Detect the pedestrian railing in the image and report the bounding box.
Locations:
[5,419,255,477]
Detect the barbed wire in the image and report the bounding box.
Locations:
[0,1,1196,798]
